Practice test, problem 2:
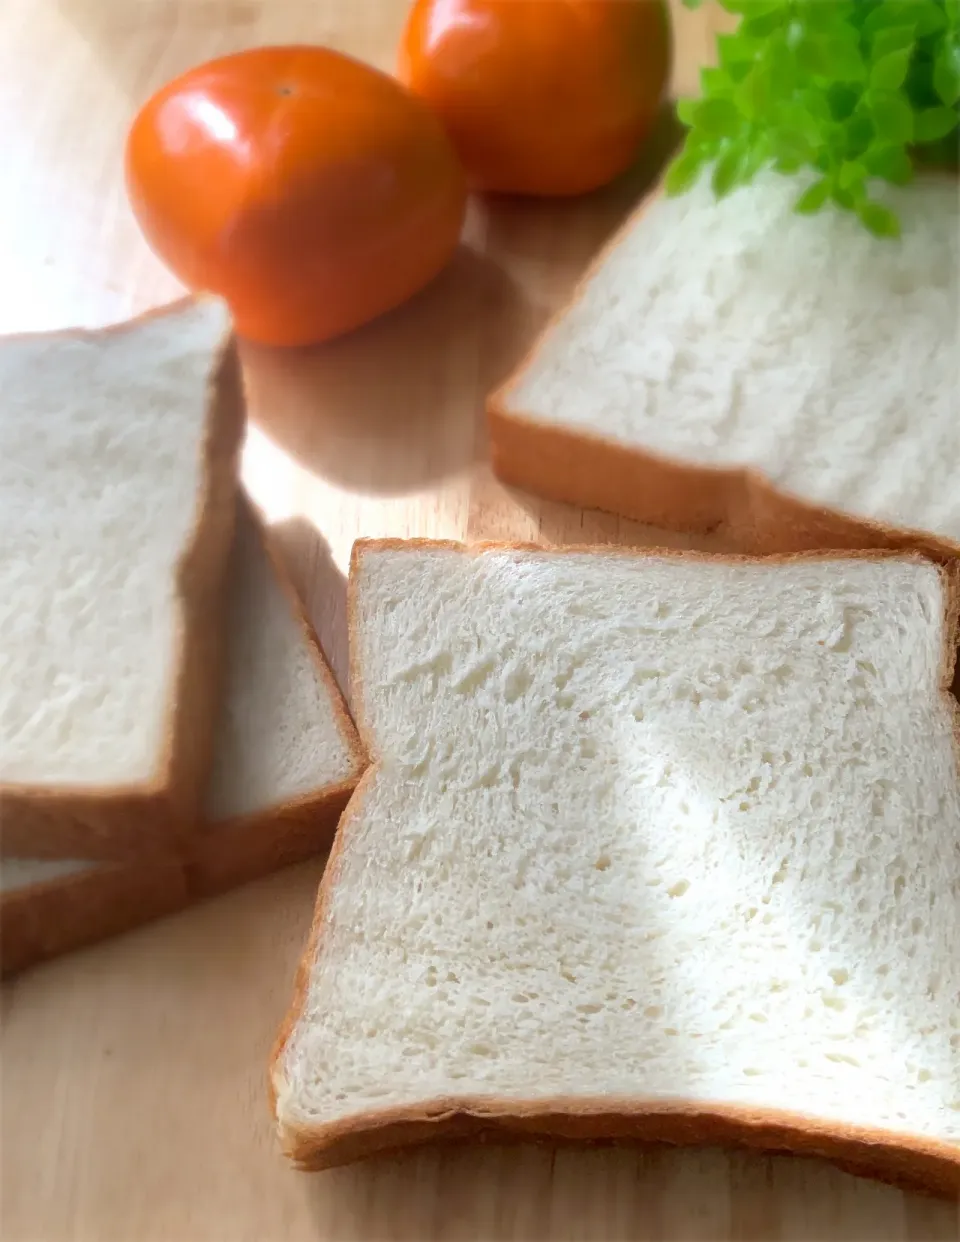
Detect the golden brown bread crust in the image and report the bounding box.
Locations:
[486,174,960,563]
[278,1097,960,1199]
[269,538,960,1198]
[184,509,366,897]
[0,857,188,977]
[486,408,960,561]
[184,787,357,900]
[0,299,246,861]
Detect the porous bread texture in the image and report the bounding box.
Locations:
[491,174,960,550]
[273,542,960,1189]
[0,503,365,971]
[0,298,233,784]
[204,503,358,823]
[0,297,243,857]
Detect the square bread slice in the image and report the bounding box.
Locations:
[488,174,960,558]
[0,502,366,975]
[272,540,960,1195]
[0,298,244,860]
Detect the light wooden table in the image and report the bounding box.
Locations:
[1,3,956,1239]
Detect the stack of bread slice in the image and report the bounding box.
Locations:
[0,299,365,974]
[3,175,958,1198]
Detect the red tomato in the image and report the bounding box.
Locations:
[125,46,467,346]
[398,0,672,197]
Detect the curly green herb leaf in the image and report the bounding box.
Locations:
[670,0,960,237]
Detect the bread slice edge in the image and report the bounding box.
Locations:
[184,504,367,898]
[0,856,188,977]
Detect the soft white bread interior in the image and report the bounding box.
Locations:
[0,297,243,857]
[187,502,365,895]
[0,501,365,972]
[273,541,960,1192]
[492,174,960,548]
[204,502,360,824]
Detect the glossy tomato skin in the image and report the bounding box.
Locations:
[126,46,467,346]
[399,0,671,198]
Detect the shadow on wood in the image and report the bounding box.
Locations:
[467,468,741,554]
[478,102,684,324]
[241,245,526,496]
[305,1140,951,1242]
[239,105,682,502]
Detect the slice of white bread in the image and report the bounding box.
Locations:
[489,174,960,558]
[0,298,244,860]
[271,540,960,1195]
[0,503,366,975]
[186,500,365,897]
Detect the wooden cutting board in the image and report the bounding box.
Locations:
[1,2,956,1239]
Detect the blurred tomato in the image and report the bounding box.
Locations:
[399,0,671,197]
[126,46,467,346]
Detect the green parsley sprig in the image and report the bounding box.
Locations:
[668,0,960,237]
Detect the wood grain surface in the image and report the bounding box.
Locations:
[1,2,957,1239]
